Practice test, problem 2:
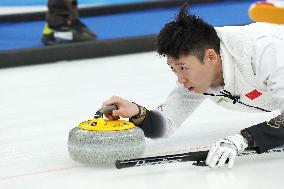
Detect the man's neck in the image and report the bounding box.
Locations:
[212,57,224,87]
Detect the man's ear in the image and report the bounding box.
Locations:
[204,49,217,63]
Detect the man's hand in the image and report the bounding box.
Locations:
[206,134,248,169]
[102,96,139,120]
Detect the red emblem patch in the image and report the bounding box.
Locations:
[245,89,262,100]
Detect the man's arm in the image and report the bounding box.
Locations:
[131,85,205,138]
[245,114,284,153]
[247,36,284,152]
[206,37,284,168]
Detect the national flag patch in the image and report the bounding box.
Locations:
[245,89,262,100]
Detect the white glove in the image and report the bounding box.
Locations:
[206,134,248,169]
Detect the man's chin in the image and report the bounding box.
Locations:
[191,87,207,94]
[188,87,200,93]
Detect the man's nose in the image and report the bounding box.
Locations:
[178,75,187,85]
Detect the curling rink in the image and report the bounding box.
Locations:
[1,51,284,189]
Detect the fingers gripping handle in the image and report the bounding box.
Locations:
[94,104,118,118]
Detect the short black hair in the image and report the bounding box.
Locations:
[156,4,220,61]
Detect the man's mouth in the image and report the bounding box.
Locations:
[187,87,194,91]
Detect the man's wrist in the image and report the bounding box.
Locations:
[240,129,255,148]
[129,102,147,126]
[131,102,141,119]
[224,134,248,154]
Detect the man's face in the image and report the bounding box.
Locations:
[167,52,217,93]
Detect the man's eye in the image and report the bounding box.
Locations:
[180,67,185,70]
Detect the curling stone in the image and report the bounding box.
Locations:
[68,105,145,165]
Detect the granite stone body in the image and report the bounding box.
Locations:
[68,127,145,165]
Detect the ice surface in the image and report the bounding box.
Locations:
[0,52,283,189]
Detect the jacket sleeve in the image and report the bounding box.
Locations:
[246,114,284,153]
[138,85,205,138]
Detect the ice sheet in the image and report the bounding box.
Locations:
[0,52,283,189]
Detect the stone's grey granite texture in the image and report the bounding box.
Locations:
[68,127,145,165]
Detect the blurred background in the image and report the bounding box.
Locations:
[0,0,259,68]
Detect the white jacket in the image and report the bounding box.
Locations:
[156,22,284,137]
